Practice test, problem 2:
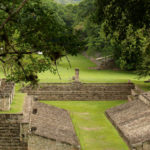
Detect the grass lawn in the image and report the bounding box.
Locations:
[38,55,150,91]
[43,101,129,150]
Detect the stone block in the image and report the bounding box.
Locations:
[143,141,150,150]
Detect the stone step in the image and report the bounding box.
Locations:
[0,132,19,135]
[0,132,20,136]
[131,89,141,96]
[0,147,27,150]
[128,95,135,102]
[0,141,21,145]
[0,137,20,140]
[34,94,128,101]
[37,86,132,91]
[23,83,134,93]
[29,91,131,94]
[0,124,19,127]
[139,94,150,106]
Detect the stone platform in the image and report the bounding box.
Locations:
[22,82,134,101]
[106,92,150,150]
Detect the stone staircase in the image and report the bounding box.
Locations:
[22,82,134,101]
[0,114,27,150]
[128,85,143,102]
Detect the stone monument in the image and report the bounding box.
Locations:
[75,68,79,82]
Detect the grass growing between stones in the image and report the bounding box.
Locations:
[43,101,129,150]
[0,84,26,114]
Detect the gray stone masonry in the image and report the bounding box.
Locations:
[0,79,15,111]
[20,96,81,150]
[22,82,135,101]
[106,91,150,150]
[0,114,28,150]
[75,68,79,82]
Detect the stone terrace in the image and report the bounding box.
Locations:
[106,92,150,150]
[22,82,134,101]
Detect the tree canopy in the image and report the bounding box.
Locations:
[95,0,150,71]
[0,0,150,83]
[0,0,84,84]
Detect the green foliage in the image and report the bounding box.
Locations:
[0,0,84,84]
[73,0,113,57]
[95,0,150,72]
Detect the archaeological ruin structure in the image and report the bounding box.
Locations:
[22,82,134,101]
[106,88,150,150]
[0,79,15,111]
[22,69,134,101]
[0,96,80,150]
[1,72,150,150]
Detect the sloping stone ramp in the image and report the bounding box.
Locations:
[22,96,80,150]
[106,92,150,150]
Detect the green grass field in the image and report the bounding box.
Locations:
[43,101,129,150]
[38,55,150,91]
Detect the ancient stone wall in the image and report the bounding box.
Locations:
[22,82,134,101]
[0,79,15,111]
[106,91,150,150]
[132,141,150,150]
[28,135,79,150]
[0,114,28,150]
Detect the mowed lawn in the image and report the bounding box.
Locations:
[43,101,129,150]
[38,55,150,91]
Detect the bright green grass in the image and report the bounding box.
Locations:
[0,84,26,114]
[38,55,150,91]
[43,101,129,150]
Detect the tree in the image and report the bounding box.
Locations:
[95,0,150,71]
[0,0,83,84]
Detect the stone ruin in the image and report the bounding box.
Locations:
[1,72,150,150]
[22,96,80,150]
[0,79,15,111]
[72,68,80,82]
[0,96,80,150]
[22,69,134,101]
[106,87,150,150]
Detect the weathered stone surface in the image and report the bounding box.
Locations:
[139,92,150,106]
[22,82,134,101]
[0,114,27,150]
[28,135,79,150]
[106,94,150,150]
[143,141,150,150]
[30,101,80,149]
[21,96,80,150]
[0,79,15,111]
